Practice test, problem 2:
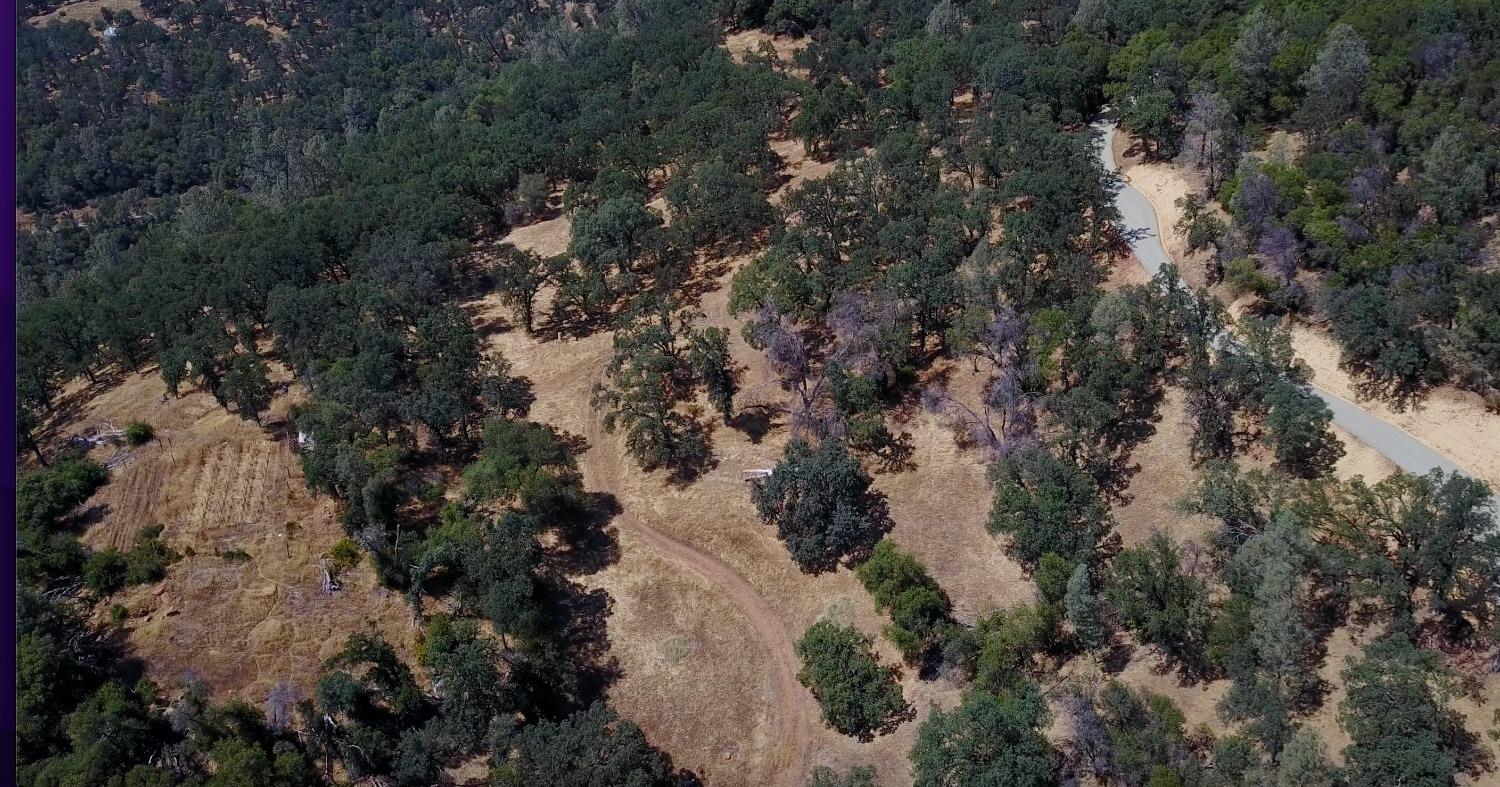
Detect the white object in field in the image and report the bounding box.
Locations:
[83,421,126,447]
[741,468,773,481]
[320,563,340,594]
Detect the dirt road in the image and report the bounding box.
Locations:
[579,385,815,787]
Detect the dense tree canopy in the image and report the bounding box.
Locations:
[752,438,888,572]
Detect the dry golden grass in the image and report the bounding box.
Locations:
[37,90,1495,787]
[1098,130,1498,776]
[1117,127,1500,489]
[1289,326,1500,489]
[56,368,415,706]
[28,0,145,27]
[455,132,972,784]
[722,29,810,77]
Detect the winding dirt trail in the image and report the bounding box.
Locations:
[577,373,815,787]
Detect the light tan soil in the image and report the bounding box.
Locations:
[28,0,145,27]
[55,368,415,707]
[1117,128,1500,490]
[1288,326,1500,489]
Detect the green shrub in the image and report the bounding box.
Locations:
[221,548,251,563]
[1033,552,1073,605]
[84,547,129,596]
[1223,257,1278,300]
[330,538,362,575]
[123,526,179,586]
[87,527,181,595]
[960,603,1062,693]
[795,621,910,740]
[856,540,952,663]
[123,421,155,446]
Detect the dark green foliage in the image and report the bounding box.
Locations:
[665,158,774,252]
[729,133,980,327]
[493,245,554,333]
[856,539,952,663]
[826,363,898,457]
[1064,562,1108,653]
[82,547,129,598]
[911,686,1057,787]
[1313,470,1499,638]
[1106,532,1214,676]
[16,3,1498,785]
[1095,681,1203,787]
[17,456,108,534]
[463,419,581,512]
[688,326,738,421]
[987,448,1114,568]
[407,306,490,443]
[23,680,165,786]
[220,352,273,423]
[1187,316,1344,479]
[17,457,109,585]
[792,80,867,155]
[1105,29,1185,156]
[1033,552,1073,605]
[949,603,1063,695]
[1451,272,1500,396]
[18,401,46,463]
[1180,460,1290,560]
[123,421,155,446]
[1339,635,1464,787]
[418,616,514,754]
[593,299,714,477]
[410,507,548,650]
[1216,514,1319,757]
[122,525,180,586]
[1276,728,1341,787]
[795,621,911,741]
[493,702,675,787]
[753,438,887,573]
[17,591,103,763]
[313,634,431,779]
[1327,284,1448,408]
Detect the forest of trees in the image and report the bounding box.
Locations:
[14,0,1499,785]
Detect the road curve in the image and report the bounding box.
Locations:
[579,394,814,787]
[1094,120,1467,479]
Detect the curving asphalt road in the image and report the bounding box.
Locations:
[1093,120,1468,480]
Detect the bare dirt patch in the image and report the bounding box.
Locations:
[722,29,809,76]
[464,142,971,779]
[1288,326,1500,489]
[1108,388,1220,548]
[502,210,574,258]
[62,369,415,707]
[1115,128,1500,489]
[28,0,144,27]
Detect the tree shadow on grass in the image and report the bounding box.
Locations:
[1100,639,1136,675]
[727,405,777,444]
[549,492,622,577]
[545,579,622,710]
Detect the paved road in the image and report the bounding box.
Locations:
[1094,120,1467,479]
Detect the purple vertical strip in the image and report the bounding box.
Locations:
[4,1,21,774]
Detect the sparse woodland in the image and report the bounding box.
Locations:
[14,1,1500,786]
